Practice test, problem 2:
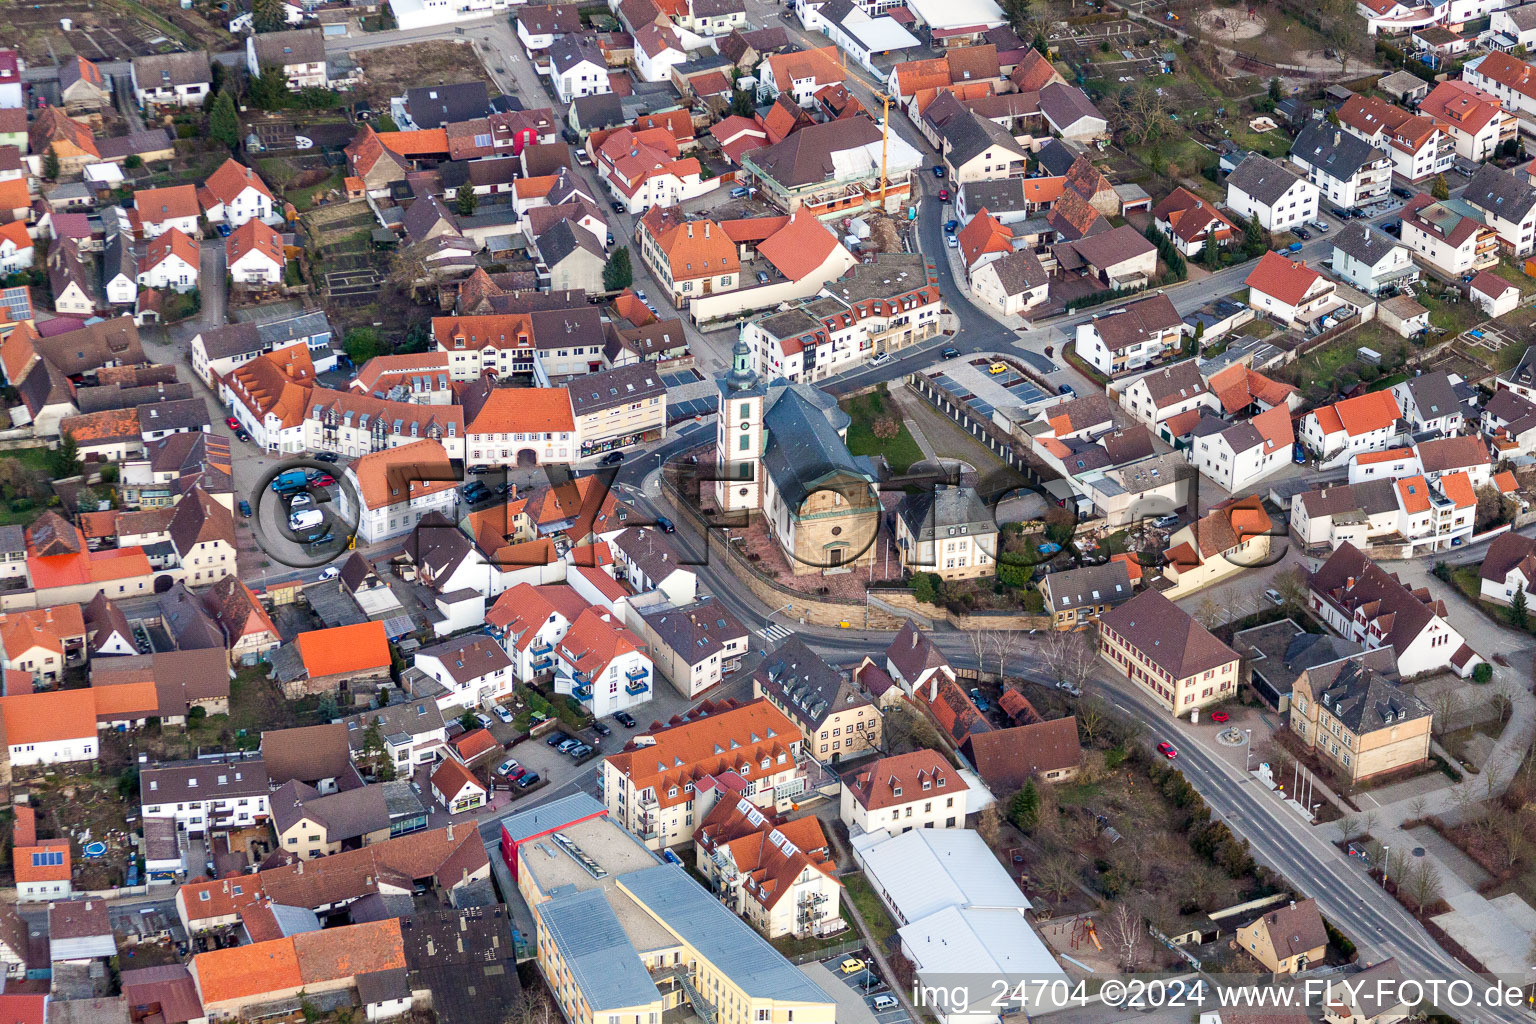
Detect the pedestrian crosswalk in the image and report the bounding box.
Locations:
[759,623,794,646]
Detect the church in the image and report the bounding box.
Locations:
[714,338,880,575]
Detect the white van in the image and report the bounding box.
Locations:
[289,508,325,532]
[871,996,898,1012]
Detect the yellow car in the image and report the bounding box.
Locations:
[839,958,867,974]
[988,362,1007,375]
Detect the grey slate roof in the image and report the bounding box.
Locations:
[1331,222,1404,267]
[571,92,624,131]
[946,109,1028,167]
[1463,162,1536,224]
[252,29,327,68]
[1315,660,1430,733]
[639,597,746,666]
[1290,122,1387,180]
[342,699,446,750]
[405,82,491,129]
[612,525,686,584]
[132,51,211,89]
[983,249,1048,297]
[538,888,662,1011]
[961,178,1029,217]
[761,385,876,508]
[1226,153,1306,206]
[1038,82,1104,131]
[537,218,604,269]
[1400,369,1459,422]
[1041,561,1133,612]
[755,635,870,731]
[896,484,994,543]
[617,863,832,1001]
[1034,138,1078,177]
[550,35,607,75]
[500,792,606,842]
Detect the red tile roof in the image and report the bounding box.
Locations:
[1245,250,1322,307]
[295,621,390,678]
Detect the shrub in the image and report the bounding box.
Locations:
[1473,663,1493,683]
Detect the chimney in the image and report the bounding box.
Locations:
[296,859,304,874]
[1334,130,1341,146]
[447,821,454,841]
[1346,576,1355,589]
[704,222,710,238]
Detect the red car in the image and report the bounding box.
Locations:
[1157,741,1177,759]
[308,472,335,487]
[938,189,950,202]
[226,417,240,430]
[1210,711,1230,723]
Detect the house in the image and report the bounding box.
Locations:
[226,219,286,285]
[618,206,730,302]
[283,620,392,698]
[1330,222,1419,296]
[552,607,653,717]
[759,46,845,107]
[1152,187,1237,257]
[1290,657,1431,783]
[411,633,514,712]
[548,36,611,104]
[1334,93,1452,183]
[248,29,329,90]
[340,438,459,544]
[1300,389,1404,463]
[961,716,1083,792]
[1289,123,1392,210]
[342,699,448,774]
[533,219,606,294]
[405,82,491,130]
[1245,251,1340,330]
[754,637,880,763]
[1160,498,1273,598]
[1038,561,1134,630]
[1461,162,1536,256]
[634,24,688,83]
[893,484,996,581]
[1391,370,1462,435]
[596,128,712,216]
[740,115,920,221]
[693,800,841,938]
[137,228,199,293]
[1053,224,1157,291]
[968,249,1049,317]
[1419,80,1517,161]
[430,758,488,812]
[1325,959,1412,1024]
[942,109,1027,183]
[840,750,972,836]
[882,621,954,702]
[600,697,805,847]
[271,780,391,859]
[1225,154,1319,233]
[1074,292,1183,377]
[1188,403,1295,492]
[637,598,748,699]
[198,158,276,227]
[0,604,87,684]
[131,52,211,109]
[1098,588,1240,715]
[58,56,110,113]
[1400,192,1500,275]
[1465,51,1536,137]
[133,185,201,239]
[1481,532,1536,609]
[1470,269,1521,317]
[611,526,696,605]
[1236,899,1327,974]
[0,687,99,765]
[517,4,582,52]
[1308,542,1481,677]
[0,222,32,276]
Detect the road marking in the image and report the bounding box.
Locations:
[760,623,793,645]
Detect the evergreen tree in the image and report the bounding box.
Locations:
[455,183,478,217]
[253,0,288,32]
[1512,588,1529,631]
[49,431,79,479]
[210,91,240,150]
[460,710,480,733]
[42,145,59,181]
[249,64,291,110]
[360,721,397,781]
[1242,213,1265,257]
[1009,781,1040,830]
[603,246,634,292]
[730,88,754,117]
[1268,77,1282,102]
[1432,174,1450,200]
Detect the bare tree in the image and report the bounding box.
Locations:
[1337,812,1362,842]
[1404,793,1429,823]
[1362,808,1380,839]
[1271,567,1309,615]
[967,630,989,679]
[1194,596,1222,631]
[1040,628,1096,692]
[1103,901,1149,971]
[990,630,1021,681]
[1036,853,1080,904]
[1364,839,1388,873]
[1401,860,1444,914]
[1431,689,1462,738]
[1385,847,1410,887]
[977,803,1003,847]
[1077,695,1108,746]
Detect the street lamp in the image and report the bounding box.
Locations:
[1244,728,1252,773]
[1382,845,1390,888]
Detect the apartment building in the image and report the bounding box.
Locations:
[1098,589,1240,715]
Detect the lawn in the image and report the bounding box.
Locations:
[769,908,855,959]
[288,167,346,212]
[1451,566,1536,636]
[182,666,324,752]
[1489,260,1536,297]
[842,391,924,474]
[841,871,899,952]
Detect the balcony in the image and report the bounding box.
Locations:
[626,665,648,680]
[532,656,553,671]
[574,684,592,699]
[626,679,650,695]
[531,640,553,656]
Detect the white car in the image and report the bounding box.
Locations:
[316,565,340,582]
[475,712,493,729]
[493,705,514,724]
[288,492,314,511]
[870,352,891,366]
[946,234,958,248]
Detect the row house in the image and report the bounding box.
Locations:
[1463,51,1536,129]
[340,438,461,544]
[302,388,465,463]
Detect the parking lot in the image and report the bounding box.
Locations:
[800,952,913,1024]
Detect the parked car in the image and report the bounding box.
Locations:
[493,705,514,724]
[307,471,335,487]
[568,743,592,758]
[946,234,958,248]
[932,165,945,177]
[1293,227,1311,241]
[616,711,638,728]
[1056,679,1082,697]
[238,500,252,518]
[557,738,579,753]
[969,687,990,712]
[730,186,750,198]
[1264,588,1284,606]
[944,219,958,233]
[1311,219,1330,233]
[600,451,625,465]
[870,352,890,366]
[314,451,340,463]
[225,416,240,430]
[475,713,493,729]
[516,772,541,788]
[288,492,315,511]
[941,346,959,359]
[840,958,867,974]
[546,730,571,747]
[937,189,949,202]
[496,759,522,777]
[1152,514,1179,528]
[316,565,340,582]
[592,721,612,737]
[612,201,626,213]
[234,428,252,443]
[1156,741,1178,759]
[655,515,676,533]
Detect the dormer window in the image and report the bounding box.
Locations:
[937,776,946,787]
[893,786,902,796]
[668,786,678,797]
